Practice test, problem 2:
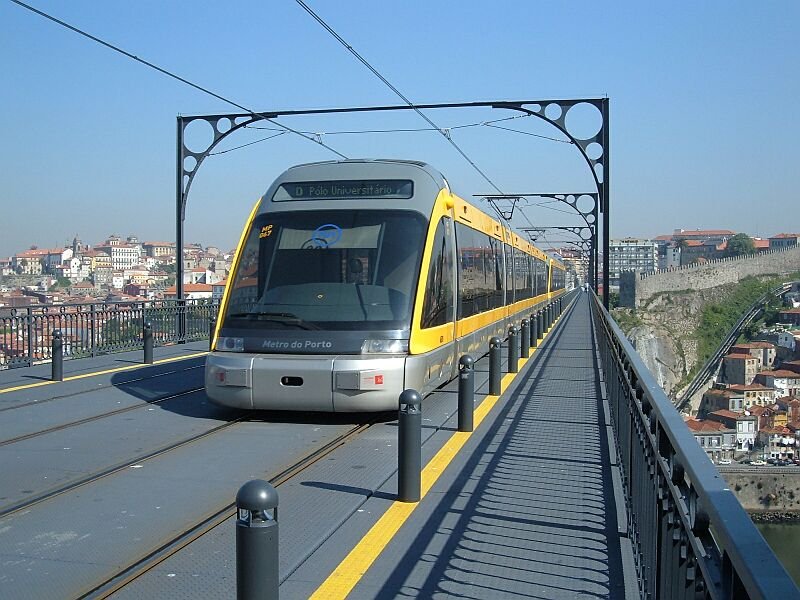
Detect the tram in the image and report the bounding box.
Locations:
[206,159,566,411]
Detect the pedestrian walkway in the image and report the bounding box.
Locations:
[290,294,638,599]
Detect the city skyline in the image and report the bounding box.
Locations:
[2,2,798,258]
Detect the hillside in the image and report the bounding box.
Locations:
[611,274,795,406]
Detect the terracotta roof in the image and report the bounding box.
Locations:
[709,409,745,419]
[165,284,213,293]
[780,308,800,314]
[727,384,774,392]
[769,233,800,239]
[723,353,755,360]
[754,239,770,249]
[732,342,775,350]
[674,229,735,236]
[763,370,800,379]
[685,419,732,433]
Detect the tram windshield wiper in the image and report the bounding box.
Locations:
[227,311,320,330]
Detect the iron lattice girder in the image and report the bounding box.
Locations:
[176,98,610,306]
[521,226,594,244]
[477,193,599,229]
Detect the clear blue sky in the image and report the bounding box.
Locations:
[1,1,798,257]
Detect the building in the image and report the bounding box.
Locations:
[212,280,227,301]
[608,238,658,288]
[725,384,776,409]
[758,427,796,460]
[699,388,745,416]
[768,233,800,249]
[685,418,737,463]
[93,243,141,271]
[755,370,800,399]
[777,331,800,352]
[668,229,736,244]
[706,410,757,454]
[142,241,175,258]
[722,353,759,385]
[164,283,213,300]
[779,308,800,326]
[730,342,776,369]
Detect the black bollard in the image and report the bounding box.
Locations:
[143,322,154,364]
[489,336,502,395]
[236,480,279,600]
[520,319,529,359]
[457,355,474,432]
[508,326,519,373]
[529,314,537,349]
[209,318,216,351]
[51,330,63,381]
[538,310,545,339]
[398,389,422,502]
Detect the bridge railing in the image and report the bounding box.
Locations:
[0,299,220,369]
[591,293,798,598]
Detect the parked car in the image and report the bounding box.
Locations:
[718,459,732,465]
[767,458,777,465]
[740,458,751,464]
[752,460,767,466]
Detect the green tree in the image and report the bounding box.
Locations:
[726,233,756,257]
[49,276,72,291]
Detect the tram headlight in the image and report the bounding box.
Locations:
[217,336,244,352]
[361,339,409,354]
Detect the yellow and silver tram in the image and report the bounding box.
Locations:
[206,159,566,411]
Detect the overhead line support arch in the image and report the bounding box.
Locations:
[175,98,611,338]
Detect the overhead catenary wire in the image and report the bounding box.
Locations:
[293,0,507,203]
[8,0,348,159]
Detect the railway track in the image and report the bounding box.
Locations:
[0,406,243,518]
[0,385,206,447]
[80,417,378,599]
[0,362,205,413]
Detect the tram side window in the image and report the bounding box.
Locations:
[456,223,485,318]
[421,217,454,328]
[534,257,546,295]
[504,244,514,305]
[489,237,504,309]
[514,250,531,300]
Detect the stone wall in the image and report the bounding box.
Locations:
[721,470,800,512]
[620,246,800,308]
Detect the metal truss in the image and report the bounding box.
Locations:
[176,98,609,306]
[519,225,596,287]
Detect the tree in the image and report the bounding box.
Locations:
[726,233,756,257]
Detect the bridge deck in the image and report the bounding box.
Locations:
[0,294,639,599]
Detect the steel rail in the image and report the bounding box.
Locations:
[0,363,204,413]
[81,418,379,599]
[0,407,244,519]
[0,386,205,447]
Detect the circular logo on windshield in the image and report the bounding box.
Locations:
[309,224,342,248]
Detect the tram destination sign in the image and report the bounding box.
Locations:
[274,179,414,201]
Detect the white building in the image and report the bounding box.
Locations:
[608,238,658,288]
[97,243,141,271]
[759,370,800,399]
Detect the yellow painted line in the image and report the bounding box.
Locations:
[311,297,581,598]
[310,351,535,599]
[0,352,208,395]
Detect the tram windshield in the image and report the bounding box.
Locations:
[222,210,427,331]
